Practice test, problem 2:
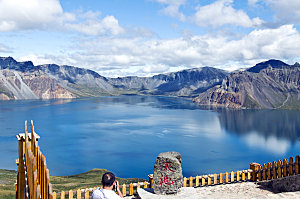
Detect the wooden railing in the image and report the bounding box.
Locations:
[52,181,152,199]
[16,121,53,199]
[183,169,252,187]
[52,169,252,198]
[250,155,299,182]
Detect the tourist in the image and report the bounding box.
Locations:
[92,172,124,199]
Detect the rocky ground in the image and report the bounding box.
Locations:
[125,182,300,199]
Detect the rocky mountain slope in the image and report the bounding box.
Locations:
[0,57,228,100]
[193,60,300,109]
[109,67,228,97]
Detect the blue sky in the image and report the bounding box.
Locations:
[1,0,300,77]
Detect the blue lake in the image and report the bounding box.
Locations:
[0,96,299,178]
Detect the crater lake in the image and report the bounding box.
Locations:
[0,95,299,178]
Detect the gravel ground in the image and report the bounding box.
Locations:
[125,182,300,199]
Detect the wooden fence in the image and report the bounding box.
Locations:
[16,121,53,199]
[250,155,299,182]
[51,169,253,198]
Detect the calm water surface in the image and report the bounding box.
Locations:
[0,96,299,178]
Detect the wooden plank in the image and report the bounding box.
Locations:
[250,163,260,182]
[18,139,25,199]
[85,189,89,199]
[236,171,240,182]
[267,163,272,180]
[183,177,187,187]
[69,190,73,199]
[247,169,251,181]
[278,160,283,178]
[272,161,277,179]
[230,171,234,183]
[33,170,38,199]
[262,164,267,180]
[130,183,133,195]
[61,191,65,199]
[219,173,223,184]
[214,174,217,185]
[195,176,199,187]
[122,184,126,196]
[77,189,81,199]
[225,172,229,183]
[296,155,299,174]
[258,165,262,181]
[283,158,288,177]
[207,175,211,185]
[289,157,294,176]
[46,169,50,199]
[201,176,205,186]
[189,176,193,187]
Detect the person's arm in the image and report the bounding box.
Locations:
[116,181,124,198]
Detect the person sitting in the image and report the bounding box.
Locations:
[92,172,124,199]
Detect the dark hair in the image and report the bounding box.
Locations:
[102,172,116,187]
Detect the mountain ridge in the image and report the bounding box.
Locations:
[1,56,300,109]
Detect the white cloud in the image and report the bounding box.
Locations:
[266,0,300,24]
[242,131,290,155]
[154,0,186,21]
[66,15,124,36]
[0,0,74,31]
[193,0,263,27]
[0,0,124,36]
[17,25,300,77]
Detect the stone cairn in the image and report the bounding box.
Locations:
[153,151,183,195]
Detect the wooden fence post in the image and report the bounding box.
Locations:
[250,163,260,182]
[207,175,211,185]
[262,164,267,180]
[189,176,193,187]
[143,181,148,188]
[296,156,299,174]
[214,174,217,185]
[69,190,73,199]
[201,176,205,186]
[85,189,89,199]
[289,157,294,176]
[183,177,187,187]
[242,170,245,181]
[236,171,240,182]
[122,184,126,197]
[225,172,229,183]
[61,191,65,199]
[137,182,140,189]
[219,173,223,184]
[272,161,277,179]
[129,183,133,195]
[148,174,153,188]
[77,189,81,199]
[283,159,288,177]
[258,165,262,181]
[195,176,199,187]
[267,163,272,180]
[278,160,282,178]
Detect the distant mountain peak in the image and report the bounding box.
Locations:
[247,59,289,73]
